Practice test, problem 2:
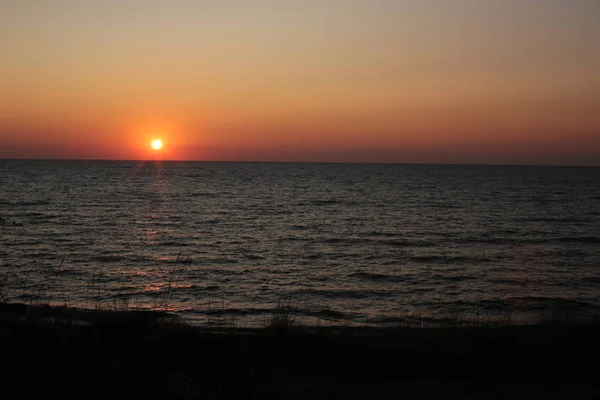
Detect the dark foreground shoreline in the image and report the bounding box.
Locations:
[1,302,598,399]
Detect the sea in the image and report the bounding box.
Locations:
[1,160,599,326]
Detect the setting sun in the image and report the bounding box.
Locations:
[151,139,163,150]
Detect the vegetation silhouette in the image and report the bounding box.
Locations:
[1,299,600,399]
[1,259,599,398]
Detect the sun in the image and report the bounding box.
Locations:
[151,139,163,150]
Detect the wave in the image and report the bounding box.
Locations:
[410,255,492,264]
[158,241,191,247]
[580,276,600,285]
[429,274,477,282]
[429,203,462,209]
[296,199,340,207]
[199,218,222,224]
[349,272,393,281]
[12,212,57,219]
[289,288,394,299]
[555,236,600,244]
[0,200,51,206]
[460,236,600,245]
[279,236,434,247]
[366,231,400,238]
[378,239,433,247]
[190,192,217,197]
[488,279,524,285]
[448,296,600,313]
[522,216,584,223]
[90,255,124,262]
[348,272,412,283]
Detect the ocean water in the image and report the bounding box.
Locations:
[1,160,599,326]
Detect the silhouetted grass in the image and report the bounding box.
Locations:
[2,258,600,398]
[264,299,306,332]
[1,300,600,399]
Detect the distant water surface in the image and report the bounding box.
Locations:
[1,160,599,325]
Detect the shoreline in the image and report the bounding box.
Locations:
[2,301,599,399]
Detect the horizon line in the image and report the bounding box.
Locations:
[0,157,598,168]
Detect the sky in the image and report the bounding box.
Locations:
[1,0,599,165]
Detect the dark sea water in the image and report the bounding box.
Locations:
[1,160,599,326]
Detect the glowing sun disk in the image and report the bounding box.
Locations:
[151,139,163,150]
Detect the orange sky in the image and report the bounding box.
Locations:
[1,0,599,165]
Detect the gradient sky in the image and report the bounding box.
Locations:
[1,0,599,165]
